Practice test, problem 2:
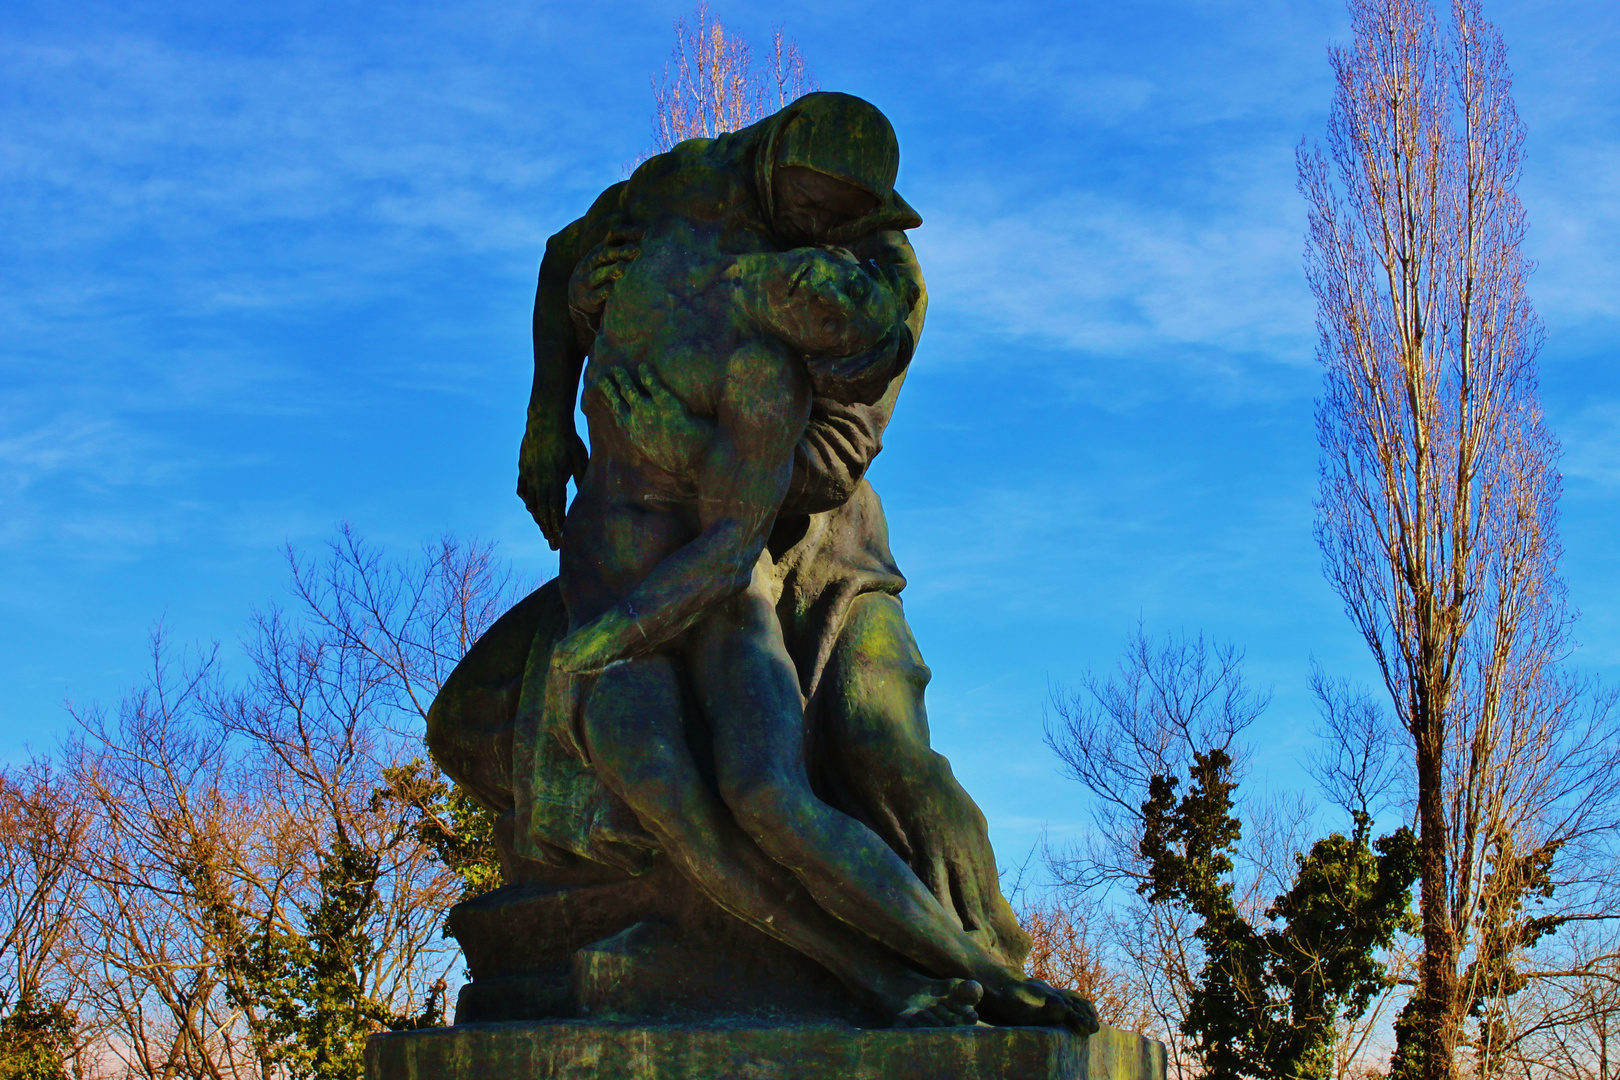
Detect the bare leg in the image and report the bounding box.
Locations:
[812,591,1098,1030]
[581,653,979,1027]
[682,581,1090,1032]
[815,591,1032,968]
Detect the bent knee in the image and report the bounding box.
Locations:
[581,657,681,767]
[821,595,932,738]
[830,593,931,685]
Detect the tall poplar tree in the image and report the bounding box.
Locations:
[1301,2,1616,1077]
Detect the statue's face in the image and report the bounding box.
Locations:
[771,166,878,244]
[742,247,894,359]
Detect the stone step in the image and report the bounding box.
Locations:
[366,1019,1167,1080]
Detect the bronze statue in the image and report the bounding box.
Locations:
[427,91,1097,1034]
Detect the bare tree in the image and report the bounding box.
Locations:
[1044,625,1275,1078]
[54,532,522,1080]
[1300,1,1620,1077]
[280,526,517,738]
[0,758,92,1078]
[0,761,85,1014]
[647,2,816,156]
[1496,924,1620,1080]
[1016,891,1146,1033]
[66,638,270,1080]
[1307,665,1406,825]
[1045,626,1268,893]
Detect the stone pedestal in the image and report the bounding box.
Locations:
[366,1019,1166,1080]
[419,869,1170,1078]
[447,867,870,1026]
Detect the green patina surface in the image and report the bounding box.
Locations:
[366,1021,1166,1080]
[430,91,1092,1034]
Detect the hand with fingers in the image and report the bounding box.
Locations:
[568,227,643,332]
[517,418,588,550]
[543,609,641,760]
[599,363,716,477]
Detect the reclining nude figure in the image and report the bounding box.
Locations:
[540,193,1097,1027]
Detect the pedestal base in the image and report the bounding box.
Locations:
[366,1019,1166,1080]
[448,874,872,1025]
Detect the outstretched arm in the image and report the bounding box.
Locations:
[518,181,635,548]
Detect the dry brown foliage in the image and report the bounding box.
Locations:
[0,762,85,1016]
[1017,895,1141,1032]
[0,759,96,1075]
[0,530,521,1080]
[646,2,816,157]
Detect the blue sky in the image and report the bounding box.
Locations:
[4,0,1619,866]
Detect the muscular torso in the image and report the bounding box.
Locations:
[580,217,784,501]
[542,144,924,652]
[563,215,811,630]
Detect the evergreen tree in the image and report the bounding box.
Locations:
[1141,750,1419,1080]
[0,995,75,1080]
[384,759,502,927]
[221,838,446,1080]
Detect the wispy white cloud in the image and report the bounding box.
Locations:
[916,181,1312,365]
[1557,402,1620,490]
[0,25,627,354]
[0,417,145,494]
[3,0,1619,830]
[1523,141,1620,326]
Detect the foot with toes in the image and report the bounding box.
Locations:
[881,974,983,1028]
[977,973,1100,1034]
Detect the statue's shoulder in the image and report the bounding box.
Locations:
[622,140,758,231]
